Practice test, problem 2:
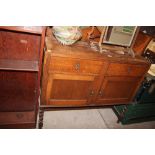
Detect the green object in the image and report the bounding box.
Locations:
[113,78,155,125]
[113,103,155,124]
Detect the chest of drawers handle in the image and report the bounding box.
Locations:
[74,63,80,70]
[98,90,103,97]
[89,90,95,96]
[16,113,24,119]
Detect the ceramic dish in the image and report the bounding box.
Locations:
[53,26,82,45]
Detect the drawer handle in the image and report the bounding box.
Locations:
[74,63,80,70]
[99,90,103,97]
[89,90,95,96]
[16,113,24,119]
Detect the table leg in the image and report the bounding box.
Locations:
[39,108,44,129]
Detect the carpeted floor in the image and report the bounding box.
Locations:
[37,108,155,129]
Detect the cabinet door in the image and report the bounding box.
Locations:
[42,73,96,107]
[96,76,140,105]
[0,71,37,112]
[0,30,41,60]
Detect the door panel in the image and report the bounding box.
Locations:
[96,76,140,104]
[0,30,41,60]
[45,73,95,106]
[51,80,92,99]
[0,71,37,111]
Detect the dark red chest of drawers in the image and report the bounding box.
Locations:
[0,26,45,128]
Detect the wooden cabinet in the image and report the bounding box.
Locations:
[39,36,150,128]
[43,36,151,105]
[41,38,150,108]
[0,26,46,128]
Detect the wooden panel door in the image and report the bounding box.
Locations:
[0,71,37,112]
[0,30,41,60]
[95,76,140,105]
[42,73,96,107]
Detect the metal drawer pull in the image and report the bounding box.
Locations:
[89,90,95,96]
[99,90,103,96]
[75,63,80,70]
[16,113,24,119]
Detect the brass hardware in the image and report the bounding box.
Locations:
[16,113,23,119]
[99,90,103,96]
[75,63,80,70]
[89,90,95,96]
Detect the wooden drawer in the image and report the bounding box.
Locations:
[0,111,35,125]
[106,63,148,77]
[49,56,103,75]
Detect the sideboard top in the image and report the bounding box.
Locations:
[46,36,150,66]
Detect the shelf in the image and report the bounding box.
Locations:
[0,59,39,71]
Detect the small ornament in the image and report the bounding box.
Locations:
[53,26,82,45]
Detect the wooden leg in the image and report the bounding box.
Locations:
[39,108,44,129]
